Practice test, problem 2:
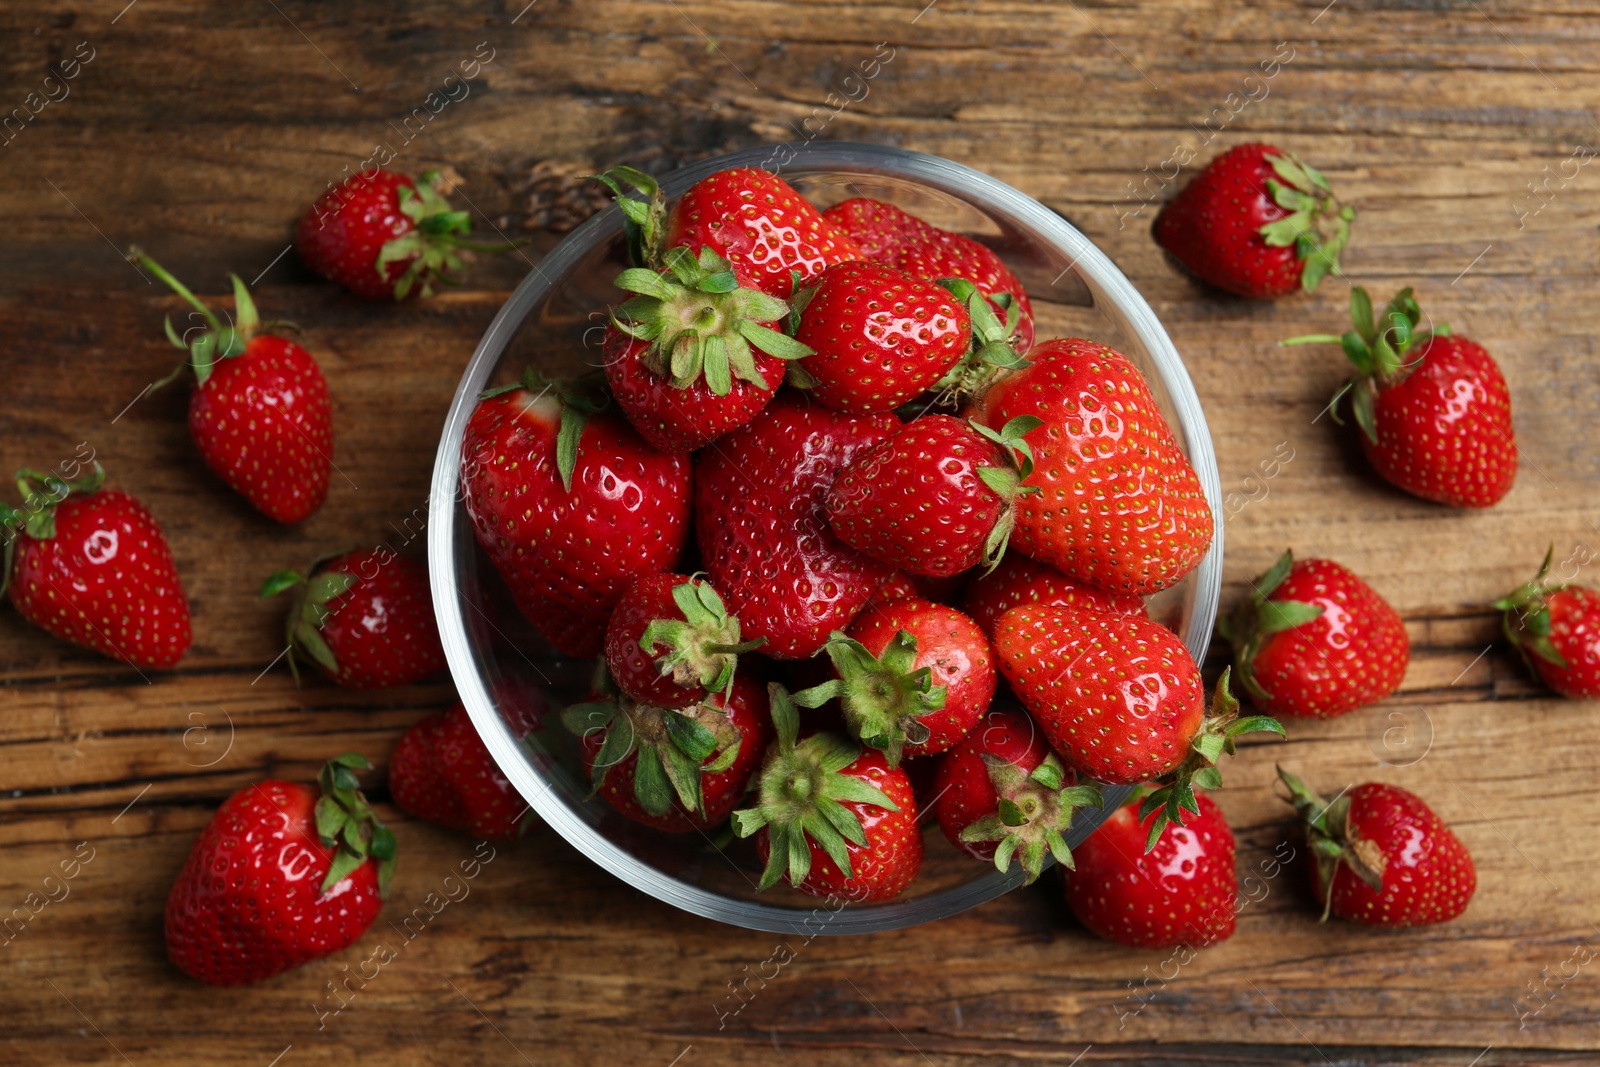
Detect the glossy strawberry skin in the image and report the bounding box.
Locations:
[603,327,784,453]
[665,168,860,298]
[827,415,1004,577]
[694,394,897,659]
[604,572,707,708]
[993,604,1204,786]
[848,598,996,757]
[296,170,420,300]
[963,554,1146,639]
[8,489,191,669]
[1315,784,1475,927]
[1528,586,1600,698]
[165,781,382,986]
[932,706,1051,860]
[1063,793,1237,949]
[391,690,546,840]
[313,550,446,689]
[971,338,1214,595]
[794,262,971,414]
[461,388,691,658]
[1363,334,1516,508]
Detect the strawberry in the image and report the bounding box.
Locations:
[1219,550,1409,719]
[260,548,446,689]
[963,554,1146,638]
[564,670,770,833]
[694,393,897,659]
[130,252,332,524]
[1496,546,1600,698]
[970,338,1214,595]
[1062,792,1238,949]
[2,465,191,669]
[732,684,922,901]
[1286,287,1517,507]
[460,371,691,657]
[604,572,763,709]
[165,753,395,986]
[1153,143,1354,298]
[932,706,1101,884]
[296,169,512,300]
[1279,767,1475,927]
[826,414,1040,577]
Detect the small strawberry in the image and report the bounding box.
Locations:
[732,684,922,901]
[694,393,897,659]
[1285,286,1517,507]
[130,252,332,524]
[962,554,1146,638]
[2,465,191,669]
[1496,546,1600,698]
[932,706,1101,884]
[460,370,691,657]
[1278,767,1475,927]
[1153,143,1354,298]
[165,753,395,986]
[604,572,764,709]
[971,338,1214,595]
[826,414,1040,577]
[1219,550,1409,719]
[1062,792,1238,949]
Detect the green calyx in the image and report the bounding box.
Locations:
[377,171,525,300]
[1277,764,1384,920]
[1256,151,1355,293]
[930,277,1031,403]
[969,415,1044,574]
[478,367,610,492]
[1138,668,1286,852]
[792,630,947,769]
[591,165,669,270]
[1493,544,1569,671]
[130,248,277,390]
[1216,549,1327,704]
[959,753,1102,885]
[315,752,397,896]
[638,578,766,702]
[0,463,108,597]
[730,684,899,892]
[260,558,359,685]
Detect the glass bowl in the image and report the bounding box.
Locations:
[428,142,1224,934]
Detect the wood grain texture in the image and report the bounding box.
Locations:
[4,0,1600,1064]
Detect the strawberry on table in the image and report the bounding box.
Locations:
[1496,546,1600,698]
[1219,550,1409,719]
[2,464,191,669]
[605,573,764,709]
[962,554,1146,638]
[165,754,395,986]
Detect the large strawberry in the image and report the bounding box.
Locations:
[962,554,1146,638]
[694,393,897,659]
[970,338,1214,595]
[2,465,191,669]
[1219,550,1409,719]
[1279,767,1475,927]
[1153,143,1354,298]
[460,371,691,657]
[261,548,446,689]
[605,572,763,709]
[732,684,922,901]
[1496,546,1600,698]
[1286,286,1517,507]
[165,754,395,986]
[130,252,332,524]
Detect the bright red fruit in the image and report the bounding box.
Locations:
[604,573,762,708]
[1220,550,1409,719]
[694,393,897,659]
[165,754,394,986]
[3,466,191,669]
[1497,547,1600,698]
[460,372,691,658]
[1280,768,1475,927]
[962,553,1146,638]
[1062,792,1238,949]
[971,338,1214,595]
[1153,143,1353,298]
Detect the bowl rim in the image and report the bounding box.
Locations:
[428,140,1224,935]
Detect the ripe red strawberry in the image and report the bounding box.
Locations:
[1279,767,1475,927]
[1220,550,1409,719]
[963,554,1146,638]
[1496,546,1600,698]
[971,338,1214,595]
[826,414,1040,577]
[565,671,770,833]
[2,465,191,669]
[460,371,691,657]
[131,252,331,524]
[1062,792,1238,949]
[296,169,510,300]
[260,549,446,689]
[1286,287,1517,507]
[604,572,763,708]
[165,753,394,986]
[932,706,1101,884]
[733,684,922,901]
[1153,143,1354,298]
[694,393,897,659]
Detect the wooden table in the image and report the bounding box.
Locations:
[4,2,1599,1063]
